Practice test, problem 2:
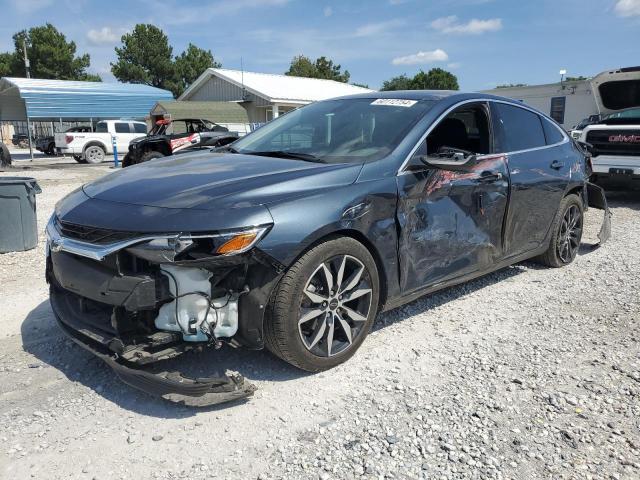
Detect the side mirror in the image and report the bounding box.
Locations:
[419,147,479,172]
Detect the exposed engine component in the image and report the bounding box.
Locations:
[155,264,239,342]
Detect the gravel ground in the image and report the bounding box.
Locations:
[0,159,639,480]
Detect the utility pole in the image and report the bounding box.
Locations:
[23,38,30,78]
[23,37,34,160]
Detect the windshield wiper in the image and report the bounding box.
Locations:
[245,150,326,163]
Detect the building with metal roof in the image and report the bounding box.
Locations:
[0,77,173,158]
[0,77,173,122]
[178,68,373,123]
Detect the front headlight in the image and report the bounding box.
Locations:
[125,226,270,263]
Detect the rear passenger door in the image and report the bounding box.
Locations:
[491,102,570,257]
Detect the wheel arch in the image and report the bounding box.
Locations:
[83,140,108,153]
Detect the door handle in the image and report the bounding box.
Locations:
[550,160,565,170]
[478,171,503,183]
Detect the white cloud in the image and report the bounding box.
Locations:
[615,0,640,16]
[323,6,333,17]
[447,62,462,69]
[87,27,121,46]
[10,0,52,13]
[431,15,502,34]
[392,49,449,65]
[354,19,404,37]
[162,0,291,25]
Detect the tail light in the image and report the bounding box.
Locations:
[65,135,74,144]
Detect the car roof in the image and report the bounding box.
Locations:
[332,90,524,105]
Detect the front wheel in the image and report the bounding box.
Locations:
[265,237,379,372]
[535,194,584,267]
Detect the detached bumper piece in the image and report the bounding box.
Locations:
[586,182,612,246]
[51,287,256,407]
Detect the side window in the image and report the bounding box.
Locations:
[132,123,147,134]
[493,103,546,152]
[114,122,130,134]
[95,122,108,133]
[426,102,492,155]
[550,97,566,124]
[541,117,565,145]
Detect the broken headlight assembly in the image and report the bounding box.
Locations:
[125,226,271,264]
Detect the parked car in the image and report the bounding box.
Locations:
[46,92,611,405]
[11,133,32,148]
[55,120,147,164]
[123,118,238,167]
[36,126,92,156]
[576,107,640,188]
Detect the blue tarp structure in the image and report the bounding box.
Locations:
[0,77,173,121]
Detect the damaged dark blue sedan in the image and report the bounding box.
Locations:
[46,92,610,405]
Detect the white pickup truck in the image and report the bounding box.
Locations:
[55,120,147,164]
[577,107,640,188]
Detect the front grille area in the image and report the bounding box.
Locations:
[56,217,142,244]
[586,129,640,157]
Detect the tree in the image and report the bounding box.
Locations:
[351,82,369,89]
[411,68,459,90]
[565,76,587,81]
[381,68,459,91]
[112,25,220,97]
[171,43,220,97]
[111,24,175,90]
[381,74,412,91]
[0,24,100,80]
[285,55,350,83]
[496,83,528,88]
[0,52,12,77]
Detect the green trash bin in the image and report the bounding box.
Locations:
[0,177,42,253]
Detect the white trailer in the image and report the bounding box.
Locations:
[482,66,640,131]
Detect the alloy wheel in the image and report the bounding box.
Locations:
[298,255,373,357]
[557,204,582,263]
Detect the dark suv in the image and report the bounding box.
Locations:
[123,118,238,167]
[46,92,610,405]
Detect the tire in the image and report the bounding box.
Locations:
[73,155,85,164]
[83,144,106,164]
[139,150,165,164]
[46,143,55,156]
[534,194,584,268]
[0,142,11,166]
[264,236,380,372]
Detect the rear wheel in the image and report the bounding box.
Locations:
[535,194,583,267]
[265,237,379,372]
[84,144,106,164]
[45,142,55,156]
[72,155,85,164]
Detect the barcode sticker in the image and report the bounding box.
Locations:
[371,99,418,107]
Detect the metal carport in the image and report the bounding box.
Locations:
[0,77,173,159]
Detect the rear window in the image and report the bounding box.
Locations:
[114,122,131,134]
[541,118,565,145]
[132,123,147,134]
[494,103,546,152]
[95,122,108,133]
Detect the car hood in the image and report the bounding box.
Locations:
[83,151,362,210]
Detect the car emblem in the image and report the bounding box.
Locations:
[608,134,640,143]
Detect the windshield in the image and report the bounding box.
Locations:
[232,98,435,163]
[603,108,640,120]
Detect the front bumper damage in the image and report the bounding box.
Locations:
[44,215,284,406]
[50,283,256,406]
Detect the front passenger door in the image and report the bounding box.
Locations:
[396,101,509,294]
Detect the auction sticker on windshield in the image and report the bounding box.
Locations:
[371,99,418,107]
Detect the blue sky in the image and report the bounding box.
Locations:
[1,0,639,90]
